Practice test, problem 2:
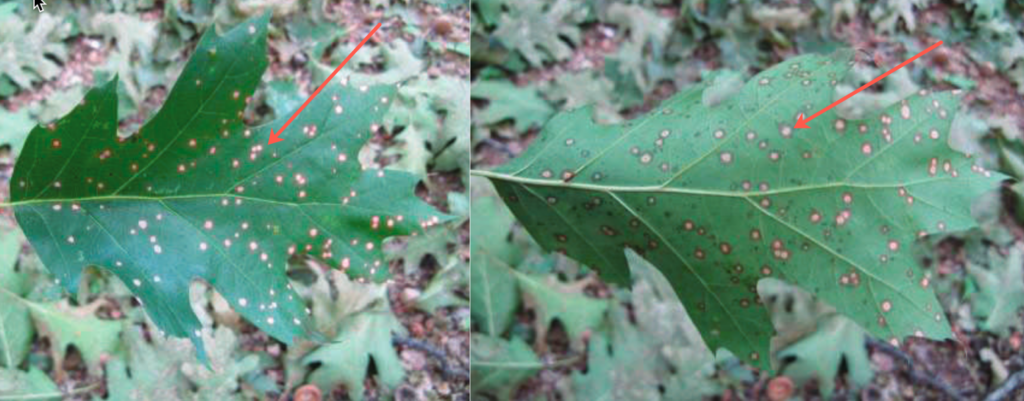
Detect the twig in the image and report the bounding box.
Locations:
[479,138,517,158]
[986,369,1024,401]
[865,337,966,401]
[392,334,470,381]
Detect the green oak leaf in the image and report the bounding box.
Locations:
[869,0,931,33]
[385,75,470,176]
[777,316,872,396]
[28,300,123,373]
[0,294,30,370]
[469,190,523,336]
[470,334,541,401]
[540,70,621,124]
[760,279,871,395]
[0,13,74,90]
[302,297,407,400]
[471,80,554,133]
[573,304,673,400]
[617,249,718,399]
[0,368,61,400]
[7,13,445,362]
[479,49,1004,369]
[492,0,587,66]
[967,243,1024,336]
[515,270,609,345]
[604,2,672,94]
[0,226,31,369]
[0,108,35,156]
[106,324,191,400]
[181,326,260,401]
[416,259,470,313]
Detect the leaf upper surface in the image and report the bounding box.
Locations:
[482,50,1004,369]
[9,14,444,360]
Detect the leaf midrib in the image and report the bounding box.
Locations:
[7,193,360,209]
[475,169,979,198]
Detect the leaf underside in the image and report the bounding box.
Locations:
[10,13,444,360]
[484,49,1004,369]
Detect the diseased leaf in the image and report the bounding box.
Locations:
[385,191,468,276]
[264,80,305,120]
[386,214,452,275]
[480,50,1003,369]
[8,14,445,361]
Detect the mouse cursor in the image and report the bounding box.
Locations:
[33,0,45,12]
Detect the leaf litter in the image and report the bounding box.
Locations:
[472,0,1024,399]
[0,1,470,399]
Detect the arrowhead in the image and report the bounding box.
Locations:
[794,113,810,129]
[268,129,284,145]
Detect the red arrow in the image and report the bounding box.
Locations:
[795,41,942,129]
[269,23,381,145]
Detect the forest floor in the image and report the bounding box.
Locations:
[1,0,469,400]
[471,1,1024,400]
